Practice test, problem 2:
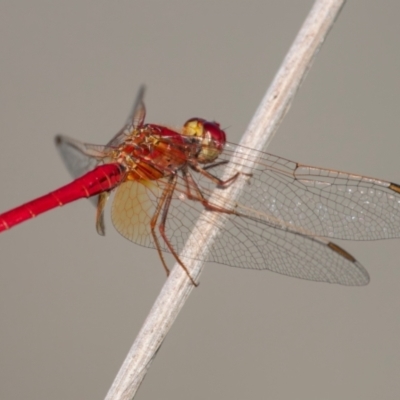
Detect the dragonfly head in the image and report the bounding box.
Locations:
[182,118,226,163]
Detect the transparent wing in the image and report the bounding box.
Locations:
[55,134,107,179]
[55,85,146,208]
[55,134,109,206]
[111,180,159,248]
[107,85,146,147]
[110,177,369,285]
[55,86,146,176]
[208,215,369,285]
[193,143,400,241]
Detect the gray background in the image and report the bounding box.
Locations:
[1,1,399,399]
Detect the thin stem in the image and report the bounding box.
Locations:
[104,0,346,399]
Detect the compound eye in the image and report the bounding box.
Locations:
[202,121,226,146]
[182,118,206,137]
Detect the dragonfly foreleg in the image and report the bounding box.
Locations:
[190,163,252,189]
[202,160,229,170]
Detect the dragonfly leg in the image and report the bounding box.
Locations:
[150,175,198,286]
[182,169,240,216]
[190,163,251,188]
[96,192,110,236]
[149,179,173,278]
[202,160,229,170]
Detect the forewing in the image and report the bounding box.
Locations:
[55,86,146,177]
[194,143,400,241]
[107,85,146,147]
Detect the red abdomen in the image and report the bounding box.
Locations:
[0,163,124,232]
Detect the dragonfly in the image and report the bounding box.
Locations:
[1,86,400,286]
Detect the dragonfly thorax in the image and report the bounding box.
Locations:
[113,125,190,181]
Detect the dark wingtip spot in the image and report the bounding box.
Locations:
[389,182,400,194]
[327,242,356,263]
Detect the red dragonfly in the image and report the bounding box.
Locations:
[1,87,400,286]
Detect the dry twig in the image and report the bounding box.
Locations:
[104,1,346,398]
